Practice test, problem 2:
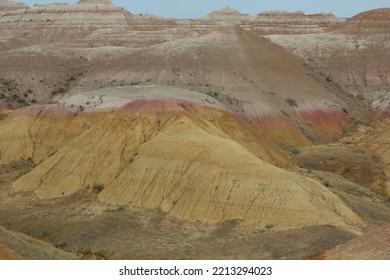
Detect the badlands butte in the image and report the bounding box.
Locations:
[0,0,389,260]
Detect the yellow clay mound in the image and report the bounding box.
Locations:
[4,100,362,231]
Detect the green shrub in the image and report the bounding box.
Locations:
[323,180,330,187]
[0,111,7,120]
[286,98,298,107]
[281,110,289,117]
[342,167,351,176]
[290,146,300,156]
[356,94,365,101]
[92,183,105,194]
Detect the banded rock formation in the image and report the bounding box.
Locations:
[246,11,344,35]
[332,8,390,35]
[0,0,129,40]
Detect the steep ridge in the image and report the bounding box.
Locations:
[1,99,362,231]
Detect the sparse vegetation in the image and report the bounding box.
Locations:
[91,183,105,194]
[356,94,365,101]
[281,110,289,117]
[290,146,300,156]
[171,67,180,76]
[206,89,221,99]
[286,98,298,107]
[341,167,351,177]
[0,78,30,108]
[51,70,84,97]
[51,87,66,96]
[0,111,7,120]
[323,180,330,187]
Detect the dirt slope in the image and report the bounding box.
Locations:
[314,225,390,259]
[0,226,78,260]
[340,120,390,195]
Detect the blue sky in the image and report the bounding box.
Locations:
[22,0,390,19]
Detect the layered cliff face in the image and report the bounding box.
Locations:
[332,8,390,35]
[245,11,344,35]
[178,8,343,34]
[199,7,253,26]
[0,0,129,41]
